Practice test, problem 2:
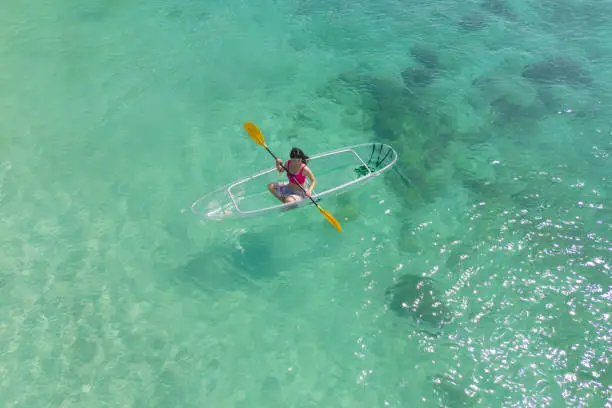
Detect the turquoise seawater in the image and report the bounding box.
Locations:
[1,0,610,407]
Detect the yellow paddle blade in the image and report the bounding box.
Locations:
[243,122,267,147]
[318,206,342,232]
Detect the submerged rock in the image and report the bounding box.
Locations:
[372,111,400,143]
[401,66,436,88]
[180,230,282,293]
[410,43,439,70]
[336,194,360,222]
[522,56,592,86]
[490,94,546,124]
[474,74,547,124]
[480,0,515,18]
[451,141,499,193]
[458,12,488,31]
[431,372,475,407]
[385,274,452,332]
[422,133,453,170]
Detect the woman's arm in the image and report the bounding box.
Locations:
[303,166,316,196]
[276,158,285,173]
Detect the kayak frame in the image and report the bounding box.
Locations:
[191,142,398,220]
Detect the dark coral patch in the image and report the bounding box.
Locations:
[402,66,435,88]
[410,43,439,70]
[458,12,488,31]
[522,56,592,86]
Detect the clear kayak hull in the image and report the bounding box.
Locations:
[191,143,398,220]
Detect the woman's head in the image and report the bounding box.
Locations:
[290,147,309,164]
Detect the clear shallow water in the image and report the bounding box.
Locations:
[1,0,610,407]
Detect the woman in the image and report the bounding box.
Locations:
[268,147,316,204]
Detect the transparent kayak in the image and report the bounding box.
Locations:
[191,142,398,220]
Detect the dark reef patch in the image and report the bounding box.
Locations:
[458,12,488,31]
[480,0,515,19]
[402,66,436,89]
[522,56,592,87]
[410,43,440,70]
[385,274,453,334]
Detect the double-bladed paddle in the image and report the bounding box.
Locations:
[243,121,342,232]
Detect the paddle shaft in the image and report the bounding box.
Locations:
[262,146,319,207]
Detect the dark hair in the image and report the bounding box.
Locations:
[289,147,309,164]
